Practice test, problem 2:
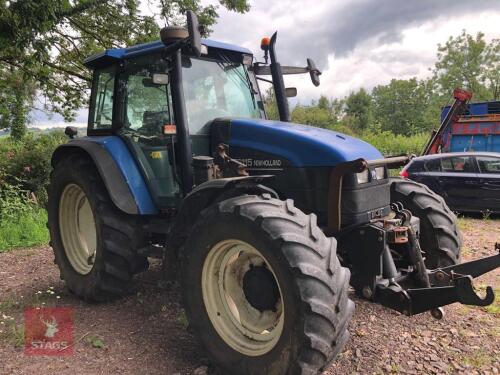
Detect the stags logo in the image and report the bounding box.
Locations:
[41,316,59,338]
[24,307,74,356]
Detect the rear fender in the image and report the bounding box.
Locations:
[51,137,158,215]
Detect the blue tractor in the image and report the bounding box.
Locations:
[48,11,499,375]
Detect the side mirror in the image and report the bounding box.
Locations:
[285,87,297,98]
[142,74,169,87]
[186,10,201,57]
[152,73,169,85]
[65,126,78,139]
[307,58,321,87]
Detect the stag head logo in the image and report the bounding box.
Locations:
[40,316,59,338]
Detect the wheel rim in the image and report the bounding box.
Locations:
[202,239,284,356]
[59,184,97,275]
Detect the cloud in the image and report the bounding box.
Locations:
[208,1,500,101]
[212,0,499,68]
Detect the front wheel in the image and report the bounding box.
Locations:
[181,194,354,375]
[390,178,462,268]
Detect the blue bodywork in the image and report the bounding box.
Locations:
[82,39,385,214]
[84,39,252,68]
[83,136,158,214]
[230,119,383,167]
[80,120,383,214]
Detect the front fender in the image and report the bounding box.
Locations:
[170,175,278,248]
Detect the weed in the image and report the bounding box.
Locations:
[462,349,492,368]
[481,210,492,221]
[456,215,473,232]
[0,300,16,311]
[0,315,24,348]
[86,335,105,349]
[480,287,500,316]
[177,309,189,330]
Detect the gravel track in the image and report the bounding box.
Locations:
[0,217,498,374]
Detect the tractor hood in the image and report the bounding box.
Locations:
[228,118,383,167]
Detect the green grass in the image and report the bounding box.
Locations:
[0,208,49,252]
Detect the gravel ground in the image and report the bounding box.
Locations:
[0,217,498,375]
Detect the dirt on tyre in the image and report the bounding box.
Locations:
[390,178,462,268]
[47,151,149,301]
[181,194,354,375]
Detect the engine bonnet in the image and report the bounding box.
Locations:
[229,118,383,167]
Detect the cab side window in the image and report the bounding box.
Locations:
[89,67,115,131]
[441,156,473,173]
[124,72,172,135]
[477,156,500,173]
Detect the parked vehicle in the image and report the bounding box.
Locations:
[440,101,500,153]
[401,152,500,213]
[422,89,500,155]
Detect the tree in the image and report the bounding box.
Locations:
[291,104,331,128]
[0,67,36,139]
[345,88,372,131]
[0,0,249,136]
[433,31,500,100]
[371,78,436,136]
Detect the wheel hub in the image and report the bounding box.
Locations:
[243,264,280,312]
[202,240,284,356]
[59,184,97,275]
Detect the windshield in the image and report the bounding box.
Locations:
[182,57,262,134]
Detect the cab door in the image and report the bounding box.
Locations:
[116,54,181,208]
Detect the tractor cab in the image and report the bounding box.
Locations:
[84,34,265,208]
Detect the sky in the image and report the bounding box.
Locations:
[32,0,500,127]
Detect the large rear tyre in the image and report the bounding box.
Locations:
[181,194,354,375]
[47,152,149,301]
[390,178,462,268]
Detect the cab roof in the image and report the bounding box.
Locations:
[84,39,253,69]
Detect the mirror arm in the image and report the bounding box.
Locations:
[162,37,190,58]
[256,76,274,85]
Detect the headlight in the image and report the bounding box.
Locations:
[356,170,369,184]
[375,166,385,180]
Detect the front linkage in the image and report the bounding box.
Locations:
[333,156,499,318]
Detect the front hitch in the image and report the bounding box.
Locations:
[375,244,499,316]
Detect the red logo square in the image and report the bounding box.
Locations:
[24,307,74,356]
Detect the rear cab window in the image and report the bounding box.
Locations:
[88,66,116,133]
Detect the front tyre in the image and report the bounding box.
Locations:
[390,178,462,268]
[181,194,354,375]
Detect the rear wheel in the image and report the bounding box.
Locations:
[390,178,462,268]
[48,152,149,301]
[181,194,354,375]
